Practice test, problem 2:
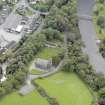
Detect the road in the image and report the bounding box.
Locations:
[78,0,105,73]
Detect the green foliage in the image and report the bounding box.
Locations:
[98,0,105,4]
[52,55,62,66]
[42,28,62,41]
[34,82,60,105]
[98,87,105,98]
[97,16,105,28]
[6,34,46,74]
[30,0,55,12]
[31,2,49,12]
[44,4,73,32]
[0,33,46,98]
[99,39,105,57]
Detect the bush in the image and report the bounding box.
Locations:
[98,0,105,4]
[97,16,105,28]
[34,82,59,105]
[98,87,105,98]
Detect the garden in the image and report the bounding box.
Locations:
[30,47,63,74]
[0,72,92,105]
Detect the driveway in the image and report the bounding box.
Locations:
[78,0,105,73]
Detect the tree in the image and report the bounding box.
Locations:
[99,87,105,98]
[15,71,26,84]
[2,81,13,93]
[42,28,62,41]
[97,16,105,28]
[99,0,105,4]
[52,55,61,66]
[94,73,105,90]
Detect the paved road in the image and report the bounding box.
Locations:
[78,0,105,73]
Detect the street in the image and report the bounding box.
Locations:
[78,0,105,73]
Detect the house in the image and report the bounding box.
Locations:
[35,58,52,70]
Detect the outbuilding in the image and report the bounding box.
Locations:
[35,58,52,70]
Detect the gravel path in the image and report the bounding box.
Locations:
[19,60,64,95]
[78,0,105,73]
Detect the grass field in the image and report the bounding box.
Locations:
[36,72,92,105]
[0,91,49,105]
[36,47,61,59]
[0,72,92,105]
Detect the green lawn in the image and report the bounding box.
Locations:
[0,72,92,105]
[36,47,61,59]
[0,91,49,105]
[36,72,92,105]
